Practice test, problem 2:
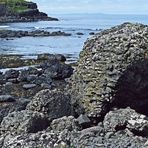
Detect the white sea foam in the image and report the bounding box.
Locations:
[0,26,9,29]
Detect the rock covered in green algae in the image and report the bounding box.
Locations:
[70,22,148,118]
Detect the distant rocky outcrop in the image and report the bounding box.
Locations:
[0,30,71,38]
[0,1,58,23]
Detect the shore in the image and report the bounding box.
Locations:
[0,23,148,147]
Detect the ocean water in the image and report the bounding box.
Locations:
[0,13,148,62]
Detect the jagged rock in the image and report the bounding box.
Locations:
[5,69,19,80]
[0,95,16,103]
[70,22,148,118]
[0,131,69,148]
[27,89,72,119]
[0,110,49,134]
[50,116,80,132]
[0,95,29,124]
[41,60,73,80]
[103,108,148,137]
[37,54,66,62]
[77,114,91,127]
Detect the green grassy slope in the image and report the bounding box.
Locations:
[0,0,28,13]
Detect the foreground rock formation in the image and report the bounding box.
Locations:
[1,23,148,147]
[0,0,58,23]
[70,22,148,118]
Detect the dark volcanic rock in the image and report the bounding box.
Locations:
[41,60,73,80]
[77,114,91,127]
[0,95,16,103]
[0,30,71,38]
[1,110,49,134]
[37,54,66,62]
[104,108,148,137]
[70,22,148,118]
[27,89,72,120]
[4,69,19,80]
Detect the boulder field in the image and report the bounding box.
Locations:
[1,23,148,147]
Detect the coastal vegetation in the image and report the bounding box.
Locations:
[0,0,28,13]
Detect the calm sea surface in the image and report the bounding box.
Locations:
[0,13,148,61]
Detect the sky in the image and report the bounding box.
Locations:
[31,0,148,15]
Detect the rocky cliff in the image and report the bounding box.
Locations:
[0,0,58,23]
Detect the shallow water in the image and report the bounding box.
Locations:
[0,13,148,61]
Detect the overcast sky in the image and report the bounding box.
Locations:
[31,0,148,14]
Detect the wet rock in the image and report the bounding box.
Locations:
[76,32,84,35]
[1,110,49,134]
[27,89,72,120]
[0,30,71,38]
[89,32,95,35]
[37,54,66,62]
[43,61,73,80]
[5,69,19,80]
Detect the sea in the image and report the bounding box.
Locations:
[0,13,148,62]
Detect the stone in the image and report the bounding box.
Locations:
[27,89,72,119]
[77,114,91,127]
[0,110,49,134]
[42,60,73,80]
[5,70,19,80]
[69,22,148,118]
[50,116,80,132]
[0,95,16,103]
[103,108,148,136]
[23,84,36,89]
[37,54,66,62]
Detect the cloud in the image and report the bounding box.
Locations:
[31,0,148,14]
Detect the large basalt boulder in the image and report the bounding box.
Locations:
[27,89,72,119]
[0,110,49,134]
[70,23,148,118]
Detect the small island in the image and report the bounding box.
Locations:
[0,0,58,23]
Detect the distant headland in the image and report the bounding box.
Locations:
[0,0,58,23]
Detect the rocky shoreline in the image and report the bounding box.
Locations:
[0,23,148,147]
[0,30,71,38]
